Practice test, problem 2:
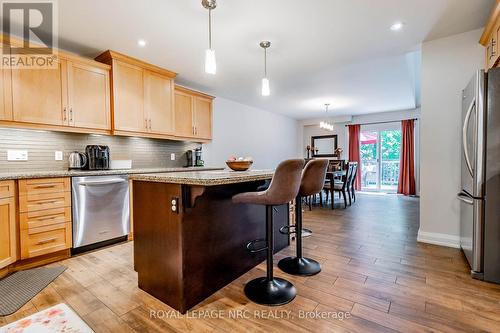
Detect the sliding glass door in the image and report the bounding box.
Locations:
[360,131,379,190]
[360,128,401,192]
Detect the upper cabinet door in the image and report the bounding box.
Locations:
[194,97,212,140]
[144,71,174,134]
[67,61,110,130]
[112,60,146,133]
[11,58,67,125]
[0,67,12,121]
[174,90,195,138]
[1,38,12,121]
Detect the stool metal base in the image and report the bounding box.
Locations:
[278,257,321,276]
[244,277,296,306]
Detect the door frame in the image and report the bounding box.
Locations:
[360,123,402,193]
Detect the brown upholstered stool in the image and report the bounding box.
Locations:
[232,159,304,306]
[278,159,328,276]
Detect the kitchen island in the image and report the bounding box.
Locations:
[130,170,290,313]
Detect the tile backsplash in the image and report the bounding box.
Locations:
[0,127,200,173]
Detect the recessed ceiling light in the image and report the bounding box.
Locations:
[137,39,147,47]
[390,22,404,31]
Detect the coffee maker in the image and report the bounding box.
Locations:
[185,147,204,167]
[195,147,204,167]
[185,150,194,167]
[85,145,110,170]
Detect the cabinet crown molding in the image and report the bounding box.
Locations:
[95,50,177,78]
[175,85,215,100]
[480,1,500,46]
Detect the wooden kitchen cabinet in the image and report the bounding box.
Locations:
[145,70,175,135]
[0,181,17,270]
[194,96,212,140]
[174,85,214,141]
[1,36,111,133]
[110,60,145,133]
[11,58,67,126]
[18,177,72,259]
[481,2,500,70]
[174,88,195,137]
[0,36,11,120]
[0,66,12,121]
[95,50,177,138]
[67,60,111,130]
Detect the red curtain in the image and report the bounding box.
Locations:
[398,119,416,195]
[348,124,361,190]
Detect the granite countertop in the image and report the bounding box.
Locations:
[0,167,224,181]
[130,169,274,186]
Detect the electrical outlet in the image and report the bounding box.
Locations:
[55,151,63,161]
[7,150,28,161]
[170,153,175,161]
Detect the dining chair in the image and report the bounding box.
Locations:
[324,162,353,209]
[348,162,358,203]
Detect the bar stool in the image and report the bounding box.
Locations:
[232,159,304,306]
[278,159,329,276]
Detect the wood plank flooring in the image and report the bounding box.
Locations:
[2,193,500,332]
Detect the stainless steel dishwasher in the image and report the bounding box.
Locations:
[71,175,130,252]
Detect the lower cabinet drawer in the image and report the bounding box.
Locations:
[19,191,71,213]
[18,178,70,196]
[20,223,72,259]
[0,180,15,199]
[19,207,71,230]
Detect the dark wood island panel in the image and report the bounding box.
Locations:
[132,180,289,313]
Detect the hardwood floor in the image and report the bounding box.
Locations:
[2,193,500,332]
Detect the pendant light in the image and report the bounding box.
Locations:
[202,0,217,74]
[260,41,271,96]
[319,104,334,131]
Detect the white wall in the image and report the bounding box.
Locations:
[301,123,348,159]
[203,97,300,169]
[419,29,484,247]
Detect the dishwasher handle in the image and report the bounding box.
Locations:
[78,179,127,186]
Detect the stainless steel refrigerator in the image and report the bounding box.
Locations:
[459,68,500,283]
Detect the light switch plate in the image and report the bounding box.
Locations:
[7,150,28,161]
[170,153,175,161]
[55,151,63,161]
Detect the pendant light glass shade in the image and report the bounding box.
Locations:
[203,0,217,75]
[205,49,216,74]
[261,77,270,96]
[260,41,271,96]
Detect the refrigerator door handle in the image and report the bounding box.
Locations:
[457,191,474,205]
[462,98,475,177]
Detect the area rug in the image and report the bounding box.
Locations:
[0,266,66,316]
[0,303,94,333]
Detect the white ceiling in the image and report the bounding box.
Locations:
[48,0,495,118]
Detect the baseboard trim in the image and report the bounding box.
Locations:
[417,230,461,249]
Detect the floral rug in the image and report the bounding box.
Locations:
[0,304,94,333]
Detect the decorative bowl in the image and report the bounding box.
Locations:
[226,160,253,171]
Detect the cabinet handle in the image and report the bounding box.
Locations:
[69,108,73,122]
[491,39,497,59]
[36,199,58,205]
[149,119,152,130]
[34,184,57,189]
[37,215,59,221]
[192,125,195,135]
[63,107,67,121]
[36,237,58,245]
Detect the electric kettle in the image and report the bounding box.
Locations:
[68,151,87,169]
